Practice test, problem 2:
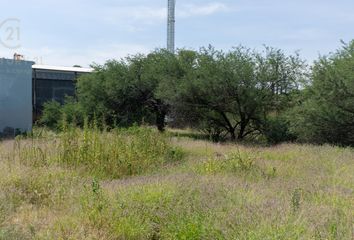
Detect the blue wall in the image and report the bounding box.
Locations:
[0,59,34,135]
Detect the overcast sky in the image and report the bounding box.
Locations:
[0,0,353,67]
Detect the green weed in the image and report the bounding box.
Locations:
[197,150,261,176]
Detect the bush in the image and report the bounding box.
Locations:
[60,98,85,127]
[198,150,260,175]
[40,98,84,130]
[39,101,62,129]
[264,116,296,144]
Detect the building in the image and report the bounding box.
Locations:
[0,58,34,136]
[32,65,93,121]
[0,58,93,137]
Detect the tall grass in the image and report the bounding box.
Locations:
[12,124,183,179]
[0,129,353,239]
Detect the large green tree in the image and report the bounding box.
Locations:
[41,45,306,143]
[163,46,306,141]
[290,41,354,145]
[76,50,180,131]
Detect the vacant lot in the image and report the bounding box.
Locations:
[0,128,353,239]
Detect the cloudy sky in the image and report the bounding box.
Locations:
[0,0,353,67]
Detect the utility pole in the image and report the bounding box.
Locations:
[167,0,176,53]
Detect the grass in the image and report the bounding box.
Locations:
[0,128,353,239]
[11,125,182,179]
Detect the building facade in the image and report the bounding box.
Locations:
[0,59,34,136]
[32,65,92,121]
[0,59,92,136]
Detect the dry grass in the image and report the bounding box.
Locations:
[0,130,353,239]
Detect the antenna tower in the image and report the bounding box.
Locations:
[167,0,176,53]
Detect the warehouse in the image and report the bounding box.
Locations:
[32,65,93,121]
[0,58,93,137]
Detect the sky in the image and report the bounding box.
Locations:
[0,0,353,67]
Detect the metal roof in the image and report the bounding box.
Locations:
[32,64,94,73]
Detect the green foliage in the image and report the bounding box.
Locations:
[18,124,183,179]
[8,125,184,179]
[80,178,110,230]
[60,97,85,126]
[1,131,353,239]
[264,115,296,144]
[198,119,228,143]
[38,42,354,147]
[76,51,178,131]
[39,101,62,129]
[40,98,84,130]
[78,181,223,240]
[198,150,259,175]
[289,41,354,146]
[164,46,307,141]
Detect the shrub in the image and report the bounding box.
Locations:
[39,101,62,129]
[264,116,296,144]
[199,150,258,175]
[40,98,84,130]
[32,124,183,179]
[60,98,85,127]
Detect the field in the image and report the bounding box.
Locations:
[0,127,353,239]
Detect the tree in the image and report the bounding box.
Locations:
[77,60,141,127]
[290,41,354,145]
[76,51,180,131]
[128,50,180,131]
[39,45,307,143]
[164,46,306,141]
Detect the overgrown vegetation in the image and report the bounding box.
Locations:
[41,41,354,146]
[12,125,181,179]
[162,46,307,142]
[0,129,353,239]
[2,13,354,240]
[288,41,354,145]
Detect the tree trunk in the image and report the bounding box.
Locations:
[218,111,236,141]
[155,100,168,132]
[156,110,166,132]
[149,98,168,132]
[230,130,236,141]
[238,123,246,140]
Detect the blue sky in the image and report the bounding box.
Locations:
[0,0,353,67]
